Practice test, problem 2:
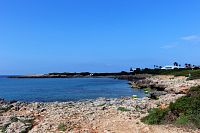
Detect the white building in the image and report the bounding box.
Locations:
[161,65,180,70]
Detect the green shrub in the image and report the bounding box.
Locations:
[175,114,189,125]
[169,96,191,113]
[58,123,66,131]
[10,117,18,122]
[133,68,200,80]
[141,108,168,124]
[141,86,200,128]
[144,88,151,91]
[117,107,131,112]
[187,70,200,80]
[0,123,10,132]
[190,113,200,128]
[149,94,159,100]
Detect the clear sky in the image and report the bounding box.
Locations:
[1,0,200,74]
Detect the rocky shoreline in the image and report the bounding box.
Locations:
[1,75,200,133]
[130,75,200,96]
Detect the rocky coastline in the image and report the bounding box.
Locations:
[130,75,200,94]
[1,75,200,133]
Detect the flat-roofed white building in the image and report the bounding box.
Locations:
[161,66,180,70]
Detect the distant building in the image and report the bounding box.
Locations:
[161,65,180,70]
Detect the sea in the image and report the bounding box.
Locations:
[0,77,146,102]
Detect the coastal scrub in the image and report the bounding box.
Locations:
[134,68,200,80]
[141,86,200,128]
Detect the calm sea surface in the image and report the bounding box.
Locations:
[0,77,145,102]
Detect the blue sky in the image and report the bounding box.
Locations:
[0,0,200,74]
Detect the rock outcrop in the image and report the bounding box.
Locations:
[131,75,200,94]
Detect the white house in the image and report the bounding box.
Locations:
[161,65,180,70]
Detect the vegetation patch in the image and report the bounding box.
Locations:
[175,114,189,125]
[58,123,66,131]
[0,123,11,133]
[141,86,200,128]
[0,105,13,113]
[141,108,169,124]
[10,116,19,122]
[19,117,34,124]
[149,94,159,100]
[134,68,200,80]
[144,88,151,91]
[187,70,200,80]
[20,124,33,133]
[117,107,131,112]
[97,103,106,107]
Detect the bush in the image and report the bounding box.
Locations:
[0,123,10,132]
[117,107,131,112]
[175,114,189,125]
[141,108,168,124]
[58,123,66,131]
[10,117,18,122]
[133,68,200,80]
[169,96,191,113]
[141,86,200,128]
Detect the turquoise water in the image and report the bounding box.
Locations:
[0,77,145,102]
